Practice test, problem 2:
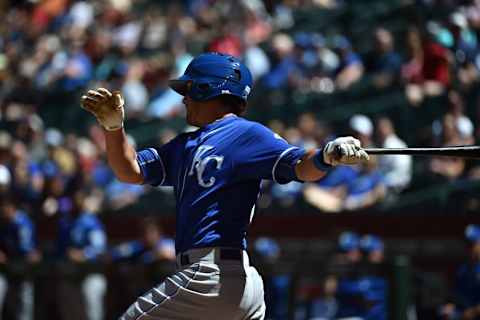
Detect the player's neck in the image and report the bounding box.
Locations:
[189,98,238,127]
[199,103,237,125]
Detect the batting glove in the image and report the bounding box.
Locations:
[323,136,370,166]
[81,88,125,131]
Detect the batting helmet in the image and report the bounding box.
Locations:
[169,52,253,102]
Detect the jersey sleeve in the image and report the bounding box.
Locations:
[234,123,306,184]
[136,137,178,187]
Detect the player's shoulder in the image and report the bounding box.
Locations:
[235,118,276,137]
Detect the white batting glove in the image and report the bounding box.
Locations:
[323,136,370,166]
[81,88,125,131]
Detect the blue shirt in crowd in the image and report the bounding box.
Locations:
[111,238,175,264]
[456,262,480,310]
[58,212,106,261]
[0,211,36,258]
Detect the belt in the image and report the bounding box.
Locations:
[176,247,245,268]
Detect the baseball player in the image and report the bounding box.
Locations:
[81,52,369,320]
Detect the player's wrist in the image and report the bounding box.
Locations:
[97,111,124,131]
[313,148,334,171]
[102,122,124,131]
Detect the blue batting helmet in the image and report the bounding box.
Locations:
[169,52,253,102]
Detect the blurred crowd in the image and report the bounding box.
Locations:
[1,0,480,219]
[1,0,480,319]
[255,225,480,320]
[2,203,479,320]
[0,204,176,320]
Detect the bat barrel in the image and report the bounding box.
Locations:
[364,146,480,159]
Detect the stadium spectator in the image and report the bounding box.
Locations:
[261,33,297,90]
[349,114,374,148]
[121,59,149,118]
[432,90,475,146]
[401,27,425,104]
[297,112,320,149]
[303,165,360,212]
[303,114,381,212]
[365,27,402,89]
[332,231,365,318]
[440,225,480,320]
[447,12,479,89]
[332,35,364,90]
[429,114,467,181]
[403,26,451,106]
[359,234,388,320]
[110,218,175,264]
[308,275,339,320]
[376,116,412,192]
[1,1,480,316]
[0,194,40,320]
[252,237,290,320]
[57,190,106,320]
[343,158,386,211]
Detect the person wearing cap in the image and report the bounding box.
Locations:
[80,52,370,320]
[251,238,289,320]
[56,190,107,320]
[332,231,367,319]
[0,193,40,320]
[349,114,374,148]
[358,235,388,320]
[455,225,480,319]
[332,35,364,90]
[376,117,412,192]
[360,234,385,265]
[344,117,386,210]
[440,225,480,320]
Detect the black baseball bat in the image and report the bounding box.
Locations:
[334,145,480,159]
[364,146,480,159]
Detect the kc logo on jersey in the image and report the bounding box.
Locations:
[189,145,224,188]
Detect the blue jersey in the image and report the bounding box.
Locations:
[137,116,305,253]
[0,211,36,258]
[58,212,107,261]
[111,238,175,263]
[455,262,480,310]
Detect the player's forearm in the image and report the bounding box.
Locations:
[295,149,328,182]
[104,129,143,184]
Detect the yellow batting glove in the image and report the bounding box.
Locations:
[81,88,125,131]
